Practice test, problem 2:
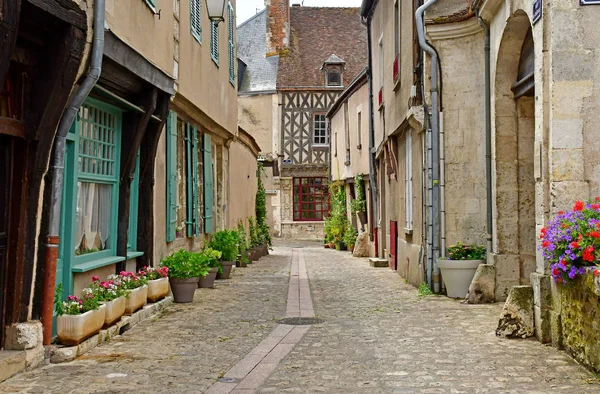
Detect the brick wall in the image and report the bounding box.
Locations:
[266,0,290,56]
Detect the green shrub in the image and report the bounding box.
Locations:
[208,230,239,261]
[161,249,208,279]
[446,242,486,261]
[350,174,367,213]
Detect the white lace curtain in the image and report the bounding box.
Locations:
[75,182,111,254]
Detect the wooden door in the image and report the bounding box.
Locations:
[389,221,397,271]
[0,136,11,347]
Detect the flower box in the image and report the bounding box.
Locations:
[101,297,126,328]
[56,304,106,346]
[147,277,169,303]
[124,285,148,315]
[438,259,483,298]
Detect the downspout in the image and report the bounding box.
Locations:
[41,0,106,345]
[416,0,441,293]
[364,15,378,256]
[476,5,493,257]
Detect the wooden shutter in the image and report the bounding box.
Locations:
[203,134,214,234]
[211,21,219,64]
[166,111,177,242]
[185,123,193,237]
[228,2,235,84]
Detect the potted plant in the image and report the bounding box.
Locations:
[255,166,272,257]
[199,248,222,288]
[209,230,239,280]
[344,226,358,253]
[88,276,126,328]
[140,266,169,303]
[54,284,106,346]
[162,249,208,302]
[351,174,368,226]
[248,216,260,261]
[115,271,149,314]
[236,222,251,266]
[438,243,486,298]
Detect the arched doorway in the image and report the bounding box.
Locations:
[494,10,536,299]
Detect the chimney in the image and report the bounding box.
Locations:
[266,0,290,56]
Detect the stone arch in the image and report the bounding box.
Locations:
[493,9,536,299]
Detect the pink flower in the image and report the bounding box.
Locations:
[92,275,99,282]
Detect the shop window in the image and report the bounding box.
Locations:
[293,177,330,221]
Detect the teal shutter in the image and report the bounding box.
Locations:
[203,134,214,234]
[190,0,202,44]
[192,126,200,235]
[166,111,177,242]
[210,21,219,64]
[228,2,235,84]
[185,123,193,237]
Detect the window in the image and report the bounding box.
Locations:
[313,114,328,145]
[344,101,350,165]
[293,177,330,221]
[228,2,235,85]
[190,0,202,44]
[394,0,400,56]
[378,36,384,88]
[405,131,413,229]
[327,69,341,86]
[210,21,219,65]
[357,111,362,149]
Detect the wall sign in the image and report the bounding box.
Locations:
[533,0,542,24]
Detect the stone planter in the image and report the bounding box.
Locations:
[101,297,126,328]
[438,259,483,298]
[147,277,169,303]
[124,285,148,315]
[216,261,234,280]
[170,277,199,303]
[199,267,218,288]
[56,304,106,346]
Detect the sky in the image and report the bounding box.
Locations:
[237,0,363,26]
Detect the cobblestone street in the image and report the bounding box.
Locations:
[1,242,598,393]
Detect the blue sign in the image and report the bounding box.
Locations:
[533,0,542,24]
[581,0,600,4]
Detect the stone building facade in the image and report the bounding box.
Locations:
[238,1,368,239]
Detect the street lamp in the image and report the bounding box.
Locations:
[205,0,227,23]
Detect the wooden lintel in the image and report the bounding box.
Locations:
[0,117,25,138]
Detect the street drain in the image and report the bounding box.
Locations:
[218,377,239,383]
[278,317,324,325]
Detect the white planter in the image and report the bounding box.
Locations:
[56,304,106,346]
[147,277,169,303]
[124,285,148,315]
[101,297,126,328]
[438,259,484,298]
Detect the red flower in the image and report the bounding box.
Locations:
[542,240,550,248]
[596,197,600,202]
[583,246,595,262]
[558,210,565,215]
[92,275,99,282]
[594,270,600,277]
[574,201,585,211]
[560,259,568,267]
[596,223,600,229]
[589,231,600,239]
[593,204,600,210]
[540,228,547,239]
[557,277,562,283]
[552,268,560,276]
[571,241,580,249]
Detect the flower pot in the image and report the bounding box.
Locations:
[124,285,148,315]
[217,261,235,280]
[328,242,335,249]
[244,251,252,264]
[324,243,330,249]
[348,244,355,253]
[437,259,483,298]
[147,277,169,303]
[357,211,368,227]
[170,277,200,303]
[236,259,248,268]
[249,248,258,262]
[101,297,126,328]
[57,304,106,346]
[199,267,218,288]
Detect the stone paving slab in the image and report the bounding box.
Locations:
[258,245,600,393]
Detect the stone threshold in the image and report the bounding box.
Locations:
[50,296,173,364]
[369,258,389,268]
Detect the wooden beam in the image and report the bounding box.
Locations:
[25,0,86,31]
[0,0,21,87]
[0,117,25,138]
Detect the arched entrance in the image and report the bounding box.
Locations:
[494,10,536,299]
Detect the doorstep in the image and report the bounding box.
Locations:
[0,351,26,383]
[50,296,173,364]
[369,258,389,268]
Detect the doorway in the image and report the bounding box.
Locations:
[0,136,12,347]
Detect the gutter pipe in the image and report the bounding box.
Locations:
[363,14,379,256]
[475,5,493,257]
[416,0,441,293]
[42,0,106,345]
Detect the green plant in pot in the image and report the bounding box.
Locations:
[248,216,260,260]
[198,247,222,288]
[438,242,486,299]
[351,174,368,227]
[343,226,358,253]
[236,221,250,266]
[208,230,239,280]
[162,249,209,303]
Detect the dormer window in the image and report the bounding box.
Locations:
[321,54,346,88]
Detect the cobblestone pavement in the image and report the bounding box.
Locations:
[1,241,599,393]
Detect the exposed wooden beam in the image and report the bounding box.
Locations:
[25,0,86,31]
[0,0,21,87]
[0,117,25,138]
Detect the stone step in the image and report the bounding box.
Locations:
[0,350,26,383]
[369,258,389,268]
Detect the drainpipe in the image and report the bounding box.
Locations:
[476,5,493,257]
[416,0,441,293]
[42,0,106,345]
[364,15,379,256]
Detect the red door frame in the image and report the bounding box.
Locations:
[389,221,397,271]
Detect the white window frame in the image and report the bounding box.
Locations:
[313,113,328,146]
[405,130,413,230]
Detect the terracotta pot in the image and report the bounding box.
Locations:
[101,297,126,328]
[348,245,355,253]
[170,277,199,303]
[147,277,169,303]
[249,248,258,261]
[324,243,330,249]
[328,242,335,249]
[57,304,106,346]
[124,285,148,315]
[243,251,252,264]
[216,261,234,280]
[199,267,218,288]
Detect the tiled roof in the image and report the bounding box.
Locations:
[277,7,368,89]
[237,10,279,93]
[324,54,346,65]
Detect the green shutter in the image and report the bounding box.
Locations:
[190,0,202,44]
[128,152,140,251]
[192,126,200,235]
[203,134,214,234]
[166,111,177,242]
[211,21,219,65]
[228,2,235,84]
[185,123,193,237]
